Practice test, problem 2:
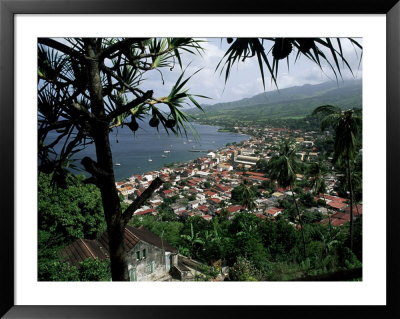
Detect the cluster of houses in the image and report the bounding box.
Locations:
[60,124,362,281]
[113,126,361,226]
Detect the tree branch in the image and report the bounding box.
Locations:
[100,63,142,98]
[71,102,99,122]
[132,47,175,61]
[38,38,85,61]
[122,177,163,225]
[81,156,112,178]
[99,38,147,61]
[106,90,153,121]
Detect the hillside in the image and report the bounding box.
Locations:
[191,80,362,121]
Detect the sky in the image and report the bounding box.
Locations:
[139,38,363,108]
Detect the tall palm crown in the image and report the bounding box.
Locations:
[308,161,328,196]
[313,105,362,165]
[267,140,300,188]
[312,105,362,251]
[239,179,256,211]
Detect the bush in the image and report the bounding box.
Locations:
[229,256,263,281]
[78,258,111,281]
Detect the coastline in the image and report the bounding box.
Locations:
[114,123,250,182]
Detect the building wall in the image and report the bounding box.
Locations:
[127,241,174,281]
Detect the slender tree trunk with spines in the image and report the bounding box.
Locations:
[347,160,354,252]
[84,39,128,281]
[291,186,306,259]
[323,193,332,234]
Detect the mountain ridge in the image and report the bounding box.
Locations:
[190,79,362,121]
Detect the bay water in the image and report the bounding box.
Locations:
[51,122,249,181]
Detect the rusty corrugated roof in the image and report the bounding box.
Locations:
[60,226,177,267]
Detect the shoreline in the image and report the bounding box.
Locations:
[114,126,251,182]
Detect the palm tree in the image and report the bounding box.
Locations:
[239,179,257,212]
[267,139,306,259]
[308,161,331,233]
[312,105,362,251]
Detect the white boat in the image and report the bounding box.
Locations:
[115,163,121,166]
[164,150,170,153]
[161,155,167,158]
[148,158,152,162]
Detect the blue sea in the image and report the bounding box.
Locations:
[51,122,249,181]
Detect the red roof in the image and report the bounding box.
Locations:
[324,194,347,203]
[210,198,221,204]
[266,207,283,216]
[345,204,363,216]
[135,208,156,216]
[205,191,217,197]
[249,176,270,181]
[176,210,189,216]
[246,172,265,177]
[327,201,348,210]
[227,205,243,213]
[256,214,267,219]
[216,184,230,192]
[321,212,351,227]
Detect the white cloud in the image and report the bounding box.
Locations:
[141,37,362,108]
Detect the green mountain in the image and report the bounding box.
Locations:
[191,80,362,121]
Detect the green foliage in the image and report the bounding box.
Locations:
[157,206,179,222]
[78,258,111,281]
[163,182,172,190]
[39,257,111,281]
[267,139,300,188]
[229,256,263,281]
[204,181,212,189]
[231,180,257,210]
[302,211,324,224]
[193,264,220,281]
[38,173,106,242]
[129,203,362,281]
[312,106,362,165]
[255,159,268,172]
[130,215,183,249]
[38,259,80,281]
[299,192,316,208]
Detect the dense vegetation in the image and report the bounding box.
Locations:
[130,213,362,281]
[38,168,362,281]
[38,173,110,281]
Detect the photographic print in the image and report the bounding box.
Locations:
[2,1,398,315]
[37,37,363,283]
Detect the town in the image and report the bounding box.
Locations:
[116,124,362,228]
[58,119,362,282]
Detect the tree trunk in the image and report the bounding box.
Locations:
[85,39,128,281]
[323,193,332,234]
[291,186,306,259]
[347,160,354,252]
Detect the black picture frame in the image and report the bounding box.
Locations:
[1,0,399,318]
